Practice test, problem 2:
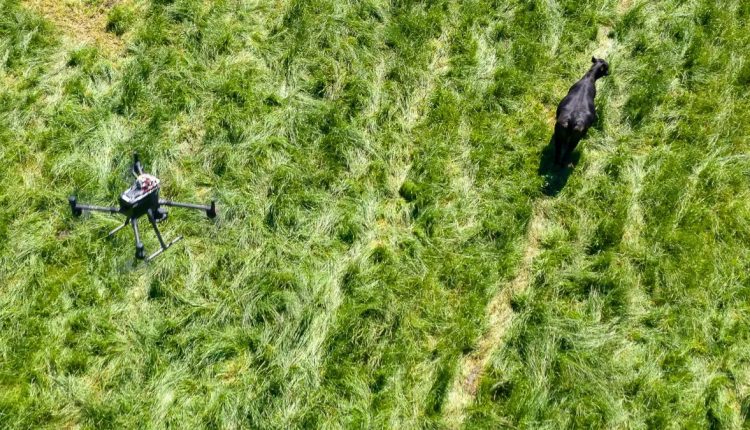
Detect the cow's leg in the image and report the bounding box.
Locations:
[554,139,562,166]
[553,125,566,166]
[565,135,581,166]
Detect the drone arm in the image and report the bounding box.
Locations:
[69,196,119,216]
[76,204,120,214]
[159,199,217,219]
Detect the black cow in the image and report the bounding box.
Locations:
[553,57,610,166]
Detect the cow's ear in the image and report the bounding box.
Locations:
[591,56,597,63]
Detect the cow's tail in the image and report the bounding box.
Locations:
[558,115,585,131]
[572,115,586,132]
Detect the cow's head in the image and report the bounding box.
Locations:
[591,57,610,78]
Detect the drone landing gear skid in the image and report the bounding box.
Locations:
[68,152,217,262]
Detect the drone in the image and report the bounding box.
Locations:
[68,152,217,261]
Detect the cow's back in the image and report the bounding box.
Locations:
[555,79,596,129]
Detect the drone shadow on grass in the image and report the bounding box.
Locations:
[537,135,581,197]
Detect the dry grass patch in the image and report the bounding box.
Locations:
[22,0,135,55]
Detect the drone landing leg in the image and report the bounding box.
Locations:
[159,200,217,219]
[108,218,130,237]
[132,217,145,260]
[145,209,183,262]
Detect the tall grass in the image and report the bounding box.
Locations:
[0,0,748,428]
[467,0,750,428]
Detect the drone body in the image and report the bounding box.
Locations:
[69,152,216,261]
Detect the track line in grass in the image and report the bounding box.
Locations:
[442,200,550,428]
[380,0,460,207]
[388,1,459,197]
[622,156,646,249]
[308,3,463,413]
[594,26,614,59]
[402,21,454,131]
[442,4,633,426]
[370,1,465,411]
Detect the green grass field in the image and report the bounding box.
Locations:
[1,0,750,428]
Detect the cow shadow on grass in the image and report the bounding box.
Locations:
[537,134,581,197]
